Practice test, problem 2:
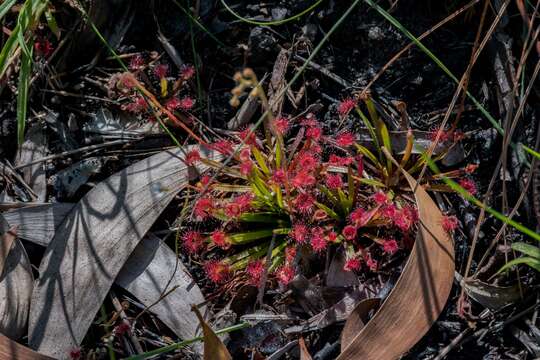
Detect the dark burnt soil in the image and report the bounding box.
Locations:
[1,0,539,359]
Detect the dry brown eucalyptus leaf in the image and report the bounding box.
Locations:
[193,306,233,360]
[340,298,381,351]
[299,337,313,360]
[337,170,454,360]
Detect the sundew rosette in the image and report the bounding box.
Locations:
[179,70,474,290]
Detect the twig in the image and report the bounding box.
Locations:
[256,233,276,309]
[435,298,540,359]
[39,89,121,104]
[363,0,480,93]
[293,54,352,88]
[110,290,144,354]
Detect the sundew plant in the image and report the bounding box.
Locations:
[180,69,472,289]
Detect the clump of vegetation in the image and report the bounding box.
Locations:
[108,55,196,119]
[179,69,471,290]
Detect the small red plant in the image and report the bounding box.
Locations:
[342,225,357,241]
[69,348,82,360]
[459,178,478,196]
[211,230,230,250]
[338,98,356,116]
[180,64,196,80]
[185,149,201,166]
[344,257,361,271]
[129,54,145,71]
[182,231,205,254]
[114,322,131,336]
[205,260,230,284]
[110,55,198,122]
[177,69,467,290]
[382,239,399,254]
[336,132,355,147]
[276,265,295,286]
[274,117,290,135]
[153,64,169,79]
[246,260,266,286]
[34,38,54,57]
[441,215,459,232]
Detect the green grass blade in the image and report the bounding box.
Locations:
[0,26,20,78]
[355,106,382,161]
[229,229,275,244]
[252,146,271,175]
[497,257,540,274]
[364,0,540,166]
[426,156,540,243]
[222,241,270,264]
[125,322,250,360]
[172,0,227,48]
[354,143,381,167]
[356,177,385,187]
[220,0,324,26]
[16,42,33,145]
[511,242,540,259]
[237,212,284,223]
[380,125,392,174]
[315,201,340,220]
[45,6,60,39]
[187,0,203,103]
[275,140,282,168]
[0,0,17,20]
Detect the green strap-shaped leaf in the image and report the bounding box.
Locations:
[237,212,284,223]
[511,242,540,259]
[315,201,340,221]
[0,0,17,20]
[252,146,270,175]
[16,41,33,145]
[498,257,540,274]
[44,6,60,39]
[229,229,275,245]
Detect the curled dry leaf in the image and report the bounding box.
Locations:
[28,146,222,358]
[115,233,209,341]
[299,337,313,360]
[340,298,381,351]
[2,203,75,247]
[463,278,522,311]
[337,170,454,360]
[0,220,33,340]
[0,333,53,360]
[193,306,232,360]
